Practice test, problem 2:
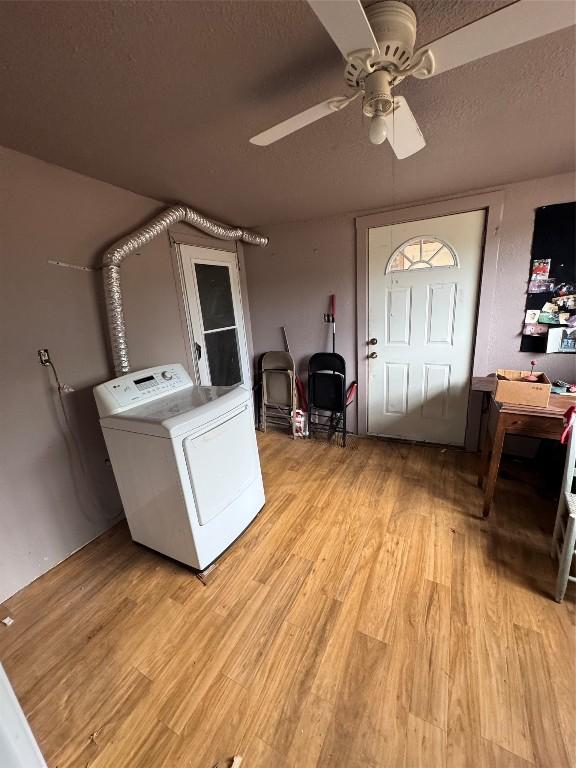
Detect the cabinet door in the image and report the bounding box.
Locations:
[179,245,250,387]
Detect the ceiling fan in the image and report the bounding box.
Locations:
[250,0,575,158]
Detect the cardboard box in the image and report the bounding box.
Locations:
[495,369,551,408]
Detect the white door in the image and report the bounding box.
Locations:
[179,245,251,387]
[367,210,485,445]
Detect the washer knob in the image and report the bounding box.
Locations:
[161,370,173,381]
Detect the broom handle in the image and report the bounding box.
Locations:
[281,326,291,355]
[330,294,336,353]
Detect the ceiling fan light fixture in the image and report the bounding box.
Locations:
[369,114,388,145]
[362,69,394,118]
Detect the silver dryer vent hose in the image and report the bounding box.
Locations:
[101,205,268,376]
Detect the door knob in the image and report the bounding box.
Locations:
[368,351,378,359]
[368,338,378,345]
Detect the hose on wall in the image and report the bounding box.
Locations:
[101,205,268,376]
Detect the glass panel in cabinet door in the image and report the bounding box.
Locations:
[194,263,235,331]
[205,328,241,386]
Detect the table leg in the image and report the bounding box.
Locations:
[477,423,492,489]
[482,418,506,518]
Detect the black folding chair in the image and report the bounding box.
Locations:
[307,352,347,447]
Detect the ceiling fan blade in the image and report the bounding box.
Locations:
[383,97,425,159]
[416,0,576,79]
[307,0,380,59]
[250,95,356,146]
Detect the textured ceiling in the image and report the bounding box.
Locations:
[0,0,574,226]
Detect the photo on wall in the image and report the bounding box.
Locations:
[523,323,548,336]
[528,278,556,293]
[547,327,576,353]
[538,311,561,325]
[530,258,551,280]
[554,294,576,310]
[524,309,540,324]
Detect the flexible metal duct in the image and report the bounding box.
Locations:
[101,204,268,376]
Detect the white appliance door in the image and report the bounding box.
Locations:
[184,405,258,525]
[367,210,485,445]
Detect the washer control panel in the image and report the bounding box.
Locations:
[94,364,193,417]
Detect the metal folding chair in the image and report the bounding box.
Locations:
[260,351,297,437]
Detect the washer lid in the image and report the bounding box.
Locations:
[100,384,250,437]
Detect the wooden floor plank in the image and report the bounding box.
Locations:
[541,607,576,762]
[316,630,389,768]
[90,715,180,768]
[355,518,408,643]
[424,517,454,587]
[448,620,484,768]
[156,581,269,734]
[172,673,251,767]
[513,623,572,767]
[285,692,333,768]
[410,578,451,731]
[35,662,151,764]
[222,554,312,688]
[405,712,447,767]
[0,431,573,768]
[481,739,536,768]
[310,517,380,706]
[469,529,535,763]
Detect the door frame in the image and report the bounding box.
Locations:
[170,233,254,388]
[355,190,504,437]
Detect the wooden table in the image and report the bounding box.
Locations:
[477,386,576,517]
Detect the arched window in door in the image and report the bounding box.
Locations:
[386,236,458,273]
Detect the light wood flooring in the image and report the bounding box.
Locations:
[1,432,574,767]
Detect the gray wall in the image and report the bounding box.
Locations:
[245,216,359,429]
[0,146,249,602]
[244,172,576,433]
[487,174,576,377]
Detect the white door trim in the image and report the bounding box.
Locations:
[356,191,504,437]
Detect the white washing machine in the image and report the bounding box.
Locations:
[94,364,265,570]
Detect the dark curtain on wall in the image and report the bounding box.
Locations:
[521,201,576,354]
